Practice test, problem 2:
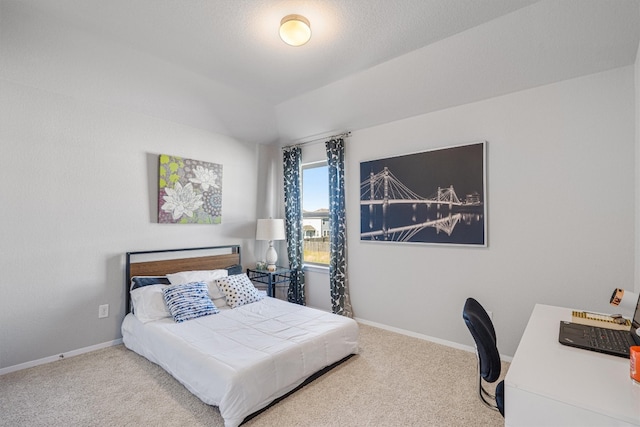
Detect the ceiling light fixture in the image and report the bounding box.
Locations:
[279,14,311,47]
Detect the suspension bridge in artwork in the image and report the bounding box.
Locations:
[360,167,482,242]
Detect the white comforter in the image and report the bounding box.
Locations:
[121,297,359,427]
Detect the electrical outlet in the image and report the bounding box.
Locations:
[98,304,109,318]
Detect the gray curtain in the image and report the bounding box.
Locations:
[325,138,353,317]
[283,146,305,305]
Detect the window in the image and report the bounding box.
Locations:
[302,162,330,266]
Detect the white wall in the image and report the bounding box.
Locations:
[299,66,637,344]
[0,6,271,370]
[0,79,266,369]
[340,67,635,357]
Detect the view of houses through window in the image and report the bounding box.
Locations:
[302,162,330,265]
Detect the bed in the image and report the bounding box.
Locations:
[121,245,359,427]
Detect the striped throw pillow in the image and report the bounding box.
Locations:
[162,281,218,323]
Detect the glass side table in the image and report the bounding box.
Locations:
[246,266,292,298]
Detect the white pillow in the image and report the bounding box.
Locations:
[131,284,172,323]
[166,269,228,300]
[215,273,264,309]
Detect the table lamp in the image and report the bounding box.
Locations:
[256,219,286,271]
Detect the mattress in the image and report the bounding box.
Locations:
[122,297,359,427]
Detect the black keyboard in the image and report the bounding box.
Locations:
[589,327,628,352]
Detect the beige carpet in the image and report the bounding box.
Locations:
[0,324,507,426]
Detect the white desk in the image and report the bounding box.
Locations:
[505,304,640,426]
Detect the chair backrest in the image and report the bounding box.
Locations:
[463,297,501,383]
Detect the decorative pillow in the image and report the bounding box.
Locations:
[215,273,264,309]
[166,270,228,300]
[130,276,170,291]
[163,281,219,323]
[130,284,172,323]
[225,264,243,276]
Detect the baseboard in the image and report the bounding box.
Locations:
[0,338,123,376]
[354,317,513,363]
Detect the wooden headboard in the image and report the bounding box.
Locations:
[125,245,241,313]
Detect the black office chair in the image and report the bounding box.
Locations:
[462,297,504,416]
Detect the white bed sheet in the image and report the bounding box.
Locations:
[122,297,359,427]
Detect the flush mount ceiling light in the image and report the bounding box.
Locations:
[279,14,311,47]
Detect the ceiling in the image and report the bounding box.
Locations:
[3,0,640,144]
[15,0,546,104]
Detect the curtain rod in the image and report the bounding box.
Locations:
[282,131,351,150]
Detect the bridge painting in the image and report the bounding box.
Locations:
[360,142,486,246]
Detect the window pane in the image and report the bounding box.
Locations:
[302,164,329,265]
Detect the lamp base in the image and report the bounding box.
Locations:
[265,241,278,272]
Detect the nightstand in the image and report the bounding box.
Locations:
[246,267,292,298]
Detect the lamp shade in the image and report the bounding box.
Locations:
[256,219,286,241]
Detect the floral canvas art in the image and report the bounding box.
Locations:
[158,154,223,224]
